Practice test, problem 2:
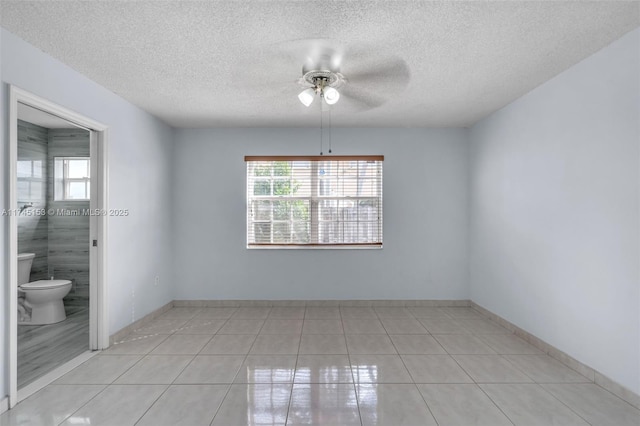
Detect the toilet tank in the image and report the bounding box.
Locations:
[17,253,36,285]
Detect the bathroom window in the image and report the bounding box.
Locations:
[245,156,383,248]
[54,157,90,200]
[17,160,45,201]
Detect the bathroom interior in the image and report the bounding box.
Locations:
[16,104,91,388]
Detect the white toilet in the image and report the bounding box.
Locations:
[18,253,72,325]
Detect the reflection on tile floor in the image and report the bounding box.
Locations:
[3,306,640,425]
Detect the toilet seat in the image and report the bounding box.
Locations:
[20,279,72,290]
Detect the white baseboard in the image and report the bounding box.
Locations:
[470,301,640,409]
[173,299,471,308]
[109,301,174,345]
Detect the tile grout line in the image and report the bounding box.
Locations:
[122,307,236,425]
[229,307,269,378]
[467,303,612,393]
[430,311,517,426]
[204,305,243,425]
[52,339,156,426]
[283,307,305,426]
[380,307,442,426]
[589,382,640,411]
[340,306,364,426]
[54,384,109,426]
[534,383,596,426]
[127,308,208,425]
[444,314,589,426]
[469,302,608,388]
[496,353,549,384]
[210,306,266,425]
[474,384,517,426]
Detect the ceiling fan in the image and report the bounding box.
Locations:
[283,39,411,111]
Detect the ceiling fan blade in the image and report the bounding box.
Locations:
[251,38,411,113]
[276,38,345,73]
[339,86,387,110]
[236,77,310,92]
[345,58,410,87]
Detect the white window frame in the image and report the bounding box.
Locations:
[17,159,45,201]
[246,155,383,249]
[55,156,90,201]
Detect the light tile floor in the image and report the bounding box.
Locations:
[3,306,640,425]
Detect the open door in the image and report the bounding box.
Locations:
[7,86,109,408]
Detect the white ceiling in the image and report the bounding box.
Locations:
[2,1,638,128]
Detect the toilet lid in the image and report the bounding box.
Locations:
[20,279,72,290]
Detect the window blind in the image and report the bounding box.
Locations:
[245,155,383,248]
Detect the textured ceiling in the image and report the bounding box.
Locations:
[2,1,639,128]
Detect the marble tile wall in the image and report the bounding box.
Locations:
[17,120,49,282]
[47,128,91,305]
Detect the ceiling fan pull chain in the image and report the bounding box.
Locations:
[328,108,332,154]
[319,94,324,155]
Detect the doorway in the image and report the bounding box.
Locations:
[7,86,109,408]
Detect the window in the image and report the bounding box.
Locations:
[246,156,383,248]
[54,157,90,200]
[17,160,45,201]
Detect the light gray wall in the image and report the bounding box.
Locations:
[469,28,640,393]
[1,27,175,399]
[172,127,469,300]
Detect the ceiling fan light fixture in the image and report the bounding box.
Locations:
[323,86,340,105]
[298,88,316,107]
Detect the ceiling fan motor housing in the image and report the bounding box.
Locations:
[301,70,345,90]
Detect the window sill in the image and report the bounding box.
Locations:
[247,244,383,250]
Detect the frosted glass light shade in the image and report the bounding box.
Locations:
[298,88,315,107]
[323,87,340,105]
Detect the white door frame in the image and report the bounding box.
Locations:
[7,85,109,408]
